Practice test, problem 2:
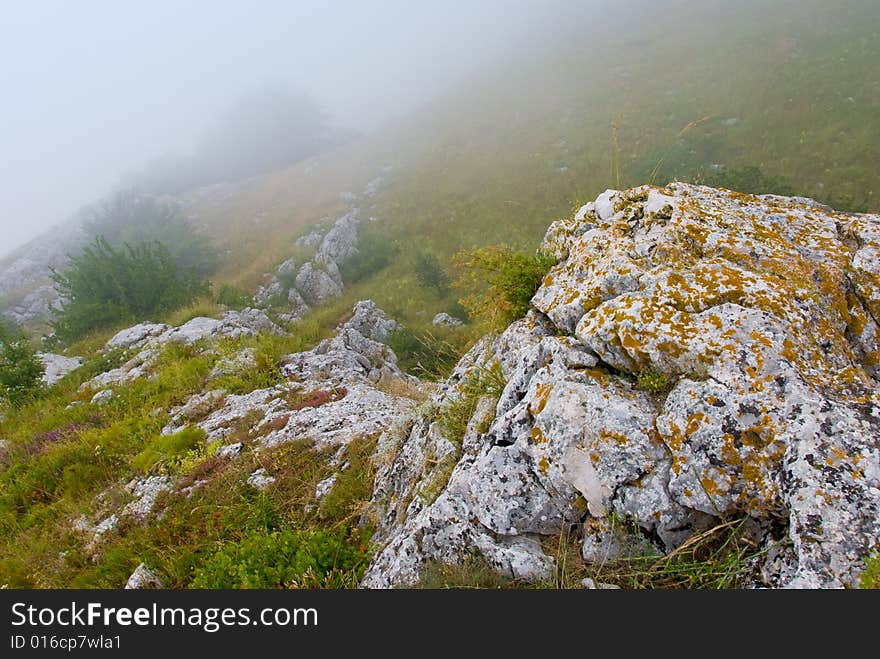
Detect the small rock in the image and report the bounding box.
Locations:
[247,468,276,491]
[315,474,338,502]
[122,476,171,521]
[125,563,163,589]
[580,577,620,590]
[105,322,171,351]
[217,442,243,458]
[432,312,464,328]
[38,353,83,386]
[90,389,114,405]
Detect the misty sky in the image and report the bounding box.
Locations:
[0,0,550,257]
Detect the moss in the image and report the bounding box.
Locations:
[859,551,880,589]
[635,368,673,395]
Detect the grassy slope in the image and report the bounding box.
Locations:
[190,0,878,331]
[2,0,879,587]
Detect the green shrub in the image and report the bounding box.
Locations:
[0,332,44,407]
[438,361,505,445]
[861,552,880,589]
[412,250,450,294]
[635,369,672,395]
[386,327,463,380]
[215,284,252,310]
[189,529,368,588]
[132,426,207,474]
[453,245,556,329]
[340,231,398,283]
[83,192,217,276]
[50,236,210,342]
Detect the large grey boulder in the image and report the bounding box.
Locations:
[294,262,343,306]
[345,300,399,342]
[315,209,360,268]
[363,184,880,589]
[105,323,171,351]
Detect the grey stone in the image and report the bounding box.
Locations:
[38,352,83,386]
[432,312,464,327]
[125,563,163,589]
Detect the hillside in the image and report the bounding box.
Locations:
[1,0,879,590]
[3,0,878,336]
[1,183,878,589]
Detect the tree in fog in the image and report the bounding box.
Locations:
[83,192,216,276]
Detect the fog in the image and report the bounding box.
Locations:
[0,0,578,257]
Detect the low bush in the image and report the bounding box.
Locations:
[438,361,505,445]
[0,332,44,407]
[189,528,369,588]
[132,426,207,474]
[340,231,398,283]
[215,284,252,310]
[411,250,450,294]
[453,245,556,329]
[50,237,210,343]
[386,327,464,380]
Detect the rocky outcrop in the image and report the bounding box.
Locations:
[2,285,62,327]
[294,262,343,306]
[80,309,283,392]
[363,184,880,589]
[182,301,419,449]
[253,172,392,322]
[105,323,171,351]
[314,209,360,268]
[70,301,421,560]
[345,300,399,342]
[38,352,83,386]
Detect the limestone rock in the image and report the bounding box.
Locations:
[364,184,880,589]
[296,230,324,248]
[122,476,171,521]
[186,302,418,451]
[38,353,83,386]
[90,389,114,405]
[294,262,343,306]
[247,468,276,490]
[432,312,464,328]
[161,389,227,435]
[105,323,170,351]
[345,300,399,342]
[254,280,283,306]
[125,563,163,589]
[315,209,360,268]
[221,308,285,336]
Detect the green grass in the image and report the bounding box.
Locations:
[438,360,506,446]
[0,308,374,588]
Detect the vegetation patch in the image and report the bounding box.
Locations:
[453,245,556,329]
[189,528,369,589]
[438,361,505,446]
[50,236,209,343]
[131,426,207,474]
